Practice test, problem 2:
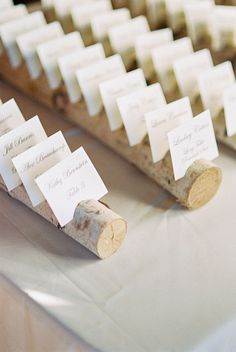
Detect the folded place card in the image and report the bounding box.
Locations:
[35,147,108,227]
[173,49,213,102]
[0,0,13,9]
[198,61,235,119]
[99,69,147,131]
[168,110,219,181]
[76,54,126,116]
[212,6,236,50]
[41,0,53,10]
[117,83,166,146]
[0,11,46,68]
[0,116,47,191]
[165,0,186,31]
[53,0,84,19]
[146,0,166,29]
[17,22,64,80]
[0,99,25,137]
[91,8,131,42]
[223,84,236,137]
[0,4,27,26]
[135,28,173,79]
[152,37,193,94]
[58,43,105,103]
[12,131,71,207]
[37,32,84,89]
[145,97,193,163]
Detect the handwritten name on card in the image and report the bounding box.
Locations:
[12,131,71,207]
[58,44,105,103]
[152,37,193,94]
[223,84,236,137]
[173,49,213,102]
[198,61,235,118]
[117,83,166,146]
[36,147,108,227]
[0,116,47,191]
[37,32,84,89]
[168,110,219,181]
[76,54,126,116]
[17,22,64,80]
[0,11,46,68]
[0,5,27,26]
[145,97,193,163]
[0,99,25,137]
[99,69,146,131]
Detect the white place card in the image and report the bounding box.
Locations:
[17,22,64,80]
[117,83,166,146]
[135,28,173,79]
[152,37,193,93]
[12,131,71,207]
[165,0,187,31]
[53,0,85,19]
[223,84,236,137]
[41,0,53,10]
[0,99,25,137]
[0,0,13,9]
[0,116,47,191]
[146,0,166,29]
[0,4,27,26]
[35,147,108,227]
[71,0,112,30]
[0,11,46,68]
[58,43,105,103]
[91,8,131,42]
[198,61,235,118]
[212,6,236,50]
[76,54,126,116]
[173,49,213,102]
[168,110,219,181]
[99,69,147,131]
[145,97,193,163]
[37,32,84,89]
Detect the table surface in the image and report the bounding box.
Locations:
[0,81,236,352]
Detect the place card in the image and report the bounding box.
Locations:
[41,0,53,10]
[91,8,131,42]
[0,116,47,191]
[146,0,166,29]
[0,0,13,9]
[173,49,213,102]
[129,0,146,16]
[53,0,85,19]
[12,131,71,207]
[0,4,27,26]
[198,61,235,118]
[37,32,84,89]
[35,147,108,227]
[76,54,126,116]
[168,110,219,180]
[223,84,236,137]
[0,99,25,137]
[17,22,64,80]
[58,43,105,103]
[117,83,166,146]
[135,28,173,79]
[145,97,193,163]
[212,6,236,50]
[0,11,46,68]
[165,0,187,31]
[99,69,147,131]
[152,37,193,94]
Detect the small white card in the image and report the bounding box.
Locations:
[145,97,193,163]
[173,49,213,102]
[135,28,173,79]
[0,99,25,137]
[53,0,84,19]
[0,0,13,9]
[91,8,131,41]
[152,37,193,93]
[212,6,236,50]
[224,84,236,137]
[0,4,27,26]
[99,69,146,131]
[0,11,46,68]
[37,32,84,89]
[117,83,166,146]
[76,54,126,116]
[146,0,166,29]
[198,61,235,119]
[17,22,64,80]
[165,0,187,31]
[35,147,108,227]
[71,0,112,30]
[168,110,219,181]
[58,43,105,103]
[0,116,47,191]
[12,131,71,207]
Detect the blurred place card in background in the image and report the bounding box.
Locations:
[36,147,108,227]
[168,110,219,181]
[224,84,236,137]
[12,131,71,207]
[146,0,166,29]
[145,97,192,163]
[0,116,47,191]
[0,0,13,10]
[53,0,85,19]
[0,99,25,137]
[212,5,236,50]
[0,4,27,26]
[117,83,166,146]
